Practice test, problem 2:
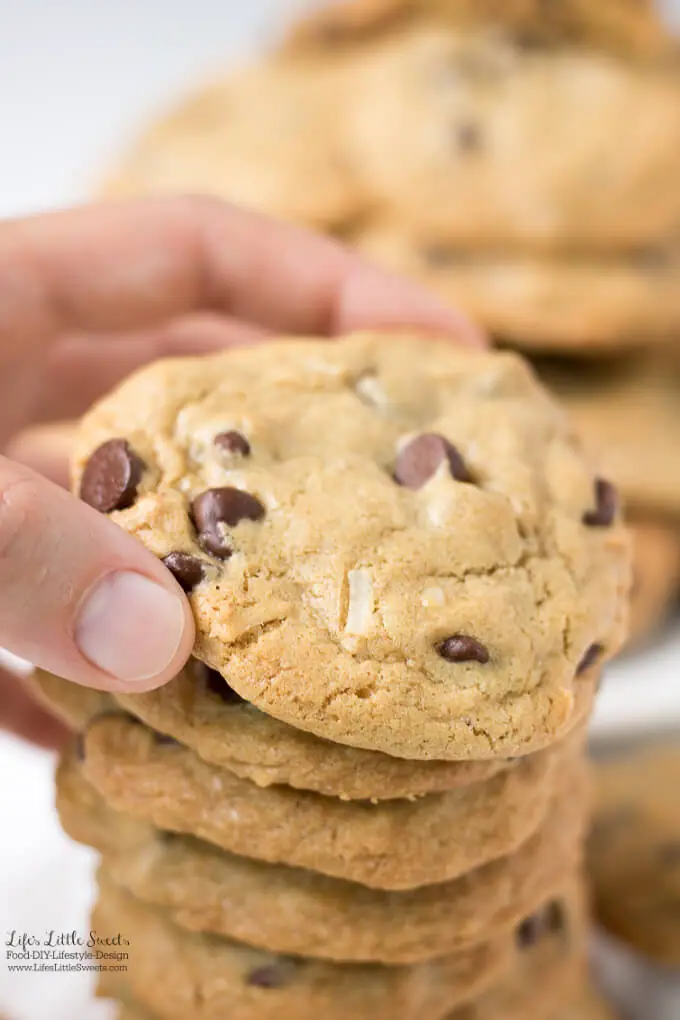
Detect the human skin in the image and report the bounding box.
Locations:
[0,196,481,747]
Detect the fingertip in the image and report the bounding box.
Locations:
[337,260,488,348]
[73,570,195,692]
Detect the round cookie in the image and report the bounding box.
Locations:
[94,873,511,1020]
[101,57,362,231]
[79,715,571,890]
[627,520,680,647]
[57,745,588,964]
[588,742,680,967]
[536,354,680,521]
[34,666,512,801]
[72,334,630,761]
[103,875,585,1020]
[349,30,680,249]
[356,226,680,353]
[284,0,677,60]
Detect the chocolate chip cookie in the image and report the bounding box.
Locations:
[101,57,362,231]
[627,520,680,647]
[350,30,680,251]
[78,715,574,889]
[101,873,584,1020]
[94,871,512,1020]
[284,0,677,61]
[537,354,680,520]
[57,743,588,963]
[357,226,680,352]
[587,741,680,967]
[72,335,629,760]
[34,666,512,800]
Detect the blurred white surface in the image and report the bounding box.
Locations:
[0,2,679,1018]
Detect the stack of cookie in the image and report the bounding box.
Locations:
[39,336,629,1019]
[100,0,680,648]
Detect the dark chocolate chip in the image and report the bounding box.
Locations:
[162,552,206,592]
[214,430,251,458]
[75,734,86,762]
[153,731,180,746]
[544,900,567,935]
[203,666,246,706]
[437,635,490,664]
[583,478,618,527]
[79,439,145,513]
[394,433,473,489]
[577,643,604,676]
[516,912,544,949]
[191,487,265,559]
[516,899,566,949]
[246,962,294,989]
[456,122,483,152]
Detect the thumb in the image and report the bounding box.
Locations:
[0,455,194,691]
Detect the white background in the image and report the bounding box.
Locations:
[0,3,679,1018]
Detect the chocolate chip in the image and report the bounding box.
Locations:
[516,899,566,949]
[544,900,567,935]
[214,430,251,458]
[191,487,265,559]
[79,439,145,513]
[246,962,295,989]
[162,552,206,592]
[577,643,603,675]
[516,912,544,949]
[203,666,245,705]
[456,122,483,152]
[75,734,86,762]
[437,635,490,664]
[153,731,180,746]
[582,478,618,527]
[394,434,473,489]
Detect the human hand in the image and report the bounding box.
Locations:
[0,196,483,746]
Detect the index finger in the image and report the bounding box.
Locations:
[0,196,483,349]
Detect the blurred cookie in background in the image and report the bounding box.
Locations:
[588,741,680,969]
[627,521,680,648]
[284,0,680,60]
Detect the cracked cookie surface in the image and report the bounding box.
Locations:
[73,334,629,760]
[58,742,588,963]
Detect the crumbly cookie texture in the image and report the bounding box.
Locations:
[357,227,680,352]
[94,873,512,1020]
[587,742,680,968]
[349,30,680,250]
[627,521,680,647]
[57,744,588,964]
[35,666,510,800]
[283,0,678,60]
[536,354,680,519]
[101,873,584,1020]
[72,335,629,760]
[101,58,362,230]
[79,716,570,889]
